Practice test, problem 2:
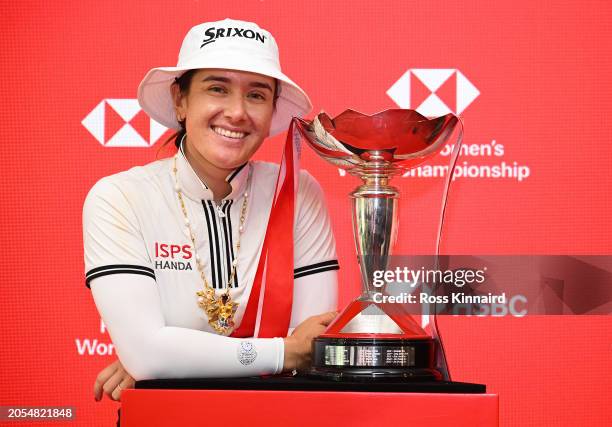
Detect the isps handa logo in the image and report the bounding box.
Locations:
[82,99,169,147]
[154,242,193,271]
[387,69,479,116]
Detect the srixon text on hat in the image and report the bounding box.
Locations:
[201,27,268,48]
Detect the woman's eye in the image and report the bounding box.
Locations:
[208,86,227,94]
[248,92,267,101]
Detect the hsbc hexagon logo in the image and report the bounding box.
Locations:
[387,69,479,117]
[82,99,169,147]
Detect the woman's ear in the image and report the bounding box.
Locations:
[171,83,186,122]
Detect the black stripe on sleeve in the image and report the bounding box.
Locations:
[85,264,155,288]
[293,260,340,279]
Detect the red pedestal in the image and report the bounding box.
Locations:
[121,389,498,427]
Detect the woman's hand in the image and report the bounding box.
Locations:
[283,311,337,372]
[93,360,135,402]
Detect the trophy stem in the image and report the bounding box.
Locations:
[350,173,400,296]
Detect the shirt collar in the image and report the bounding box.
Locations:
[174,137,251,201]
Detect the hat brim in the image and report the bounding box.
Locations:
[137,55,312,137]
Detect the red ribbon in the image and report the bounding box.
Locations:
[231,121,298,338]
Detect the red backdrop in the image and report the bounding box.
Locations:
[1,1,611,425]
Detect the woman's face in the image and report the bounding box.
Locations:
[174,68,275,177]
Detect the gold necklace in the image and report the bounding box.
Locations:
[172,155,251,335]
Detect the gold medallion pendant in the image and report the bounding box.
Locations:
[196,289,238,335]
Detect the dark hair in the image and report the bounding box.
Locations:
[171,69,199,148]
[169,70,282,148]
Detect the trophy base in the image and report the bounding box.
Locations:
[309,336,442,382]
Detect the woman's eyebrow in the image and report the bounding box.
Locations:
[202,75,230,83]
[249,82,273,92]
[201,75,272,92]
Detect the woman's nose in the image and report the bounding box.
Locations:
[224,95,248,123]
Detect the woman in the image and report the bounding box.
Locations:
[84,19,339,401]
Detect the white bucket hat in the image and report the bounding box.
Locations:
[137,19,312,137]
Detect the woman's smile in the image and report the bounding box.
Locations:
[211,125,249,140]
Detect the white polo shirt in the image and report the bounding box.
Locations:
[83,146,338,379]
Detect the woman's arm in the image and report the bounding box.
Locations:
[289,170,340,328]
[93,306,336,401]
[91,273,284,380]
[290,269,338,330]
[91,272,336,381]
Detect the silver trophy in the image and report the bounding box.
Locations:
[296,109,460,381]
